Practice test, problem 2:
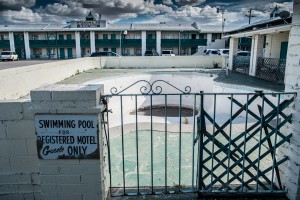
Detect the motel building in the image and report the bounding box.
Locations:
[0,12,227,59]
[225,6,292,84]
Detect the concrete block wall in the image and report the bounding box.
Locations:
[30,84,107,200]
[0,84,108,200]
[279,1,300,199]
[0,99,41,199]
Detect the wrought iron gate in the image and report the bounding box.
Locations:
[101,80,296,198]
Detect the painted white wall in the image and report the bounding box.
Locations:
[104,55,221,69]
[264,32,289,58]
[0,56,221,100]
[0,57,103,100]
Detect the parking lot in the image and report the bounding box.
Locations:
[0,60,58,70]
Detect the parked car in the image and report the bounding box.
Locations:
[218,49,229,56]
[90,51,120,57]
[237,51,251,56]
[161,50,175,56]
[1,51,19,61]
[144,50,159,56]
[205,49,219,56]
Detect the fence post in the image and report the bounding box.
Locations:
[197,91,205,196]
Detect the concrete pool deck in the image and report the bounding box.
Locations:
[58,68,284,92]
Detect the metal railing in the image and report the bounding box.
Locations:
[101,80,295,198]
[233,55,250,74]
[256,57,286,83]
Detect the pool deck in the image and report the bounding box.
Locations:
[59,68,284,92]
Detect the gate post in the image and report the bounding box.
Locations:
[30,84,108,200]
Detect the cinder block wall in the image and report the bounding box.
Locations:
[30,84,107,200]
[279,1,300,200]
[0,84,108,200]
[0,100,41,199]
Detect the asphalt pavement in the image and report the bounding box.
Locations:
[0,60,58,70]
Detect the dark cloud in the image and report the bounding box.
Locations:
[175,0,205,6]
[0,0,35,11]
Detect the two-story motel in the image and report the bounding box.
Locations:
[0,12,226,60]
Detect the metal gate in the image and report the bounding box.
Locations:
[101,80,295,198]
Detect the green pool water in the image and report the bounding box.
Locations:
[109,129,273,189]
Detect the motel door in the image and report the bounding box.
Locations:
[60,48,65,59]
[67,48,73,58]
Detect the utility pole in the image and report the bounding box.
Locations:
[245,8,256,24]
[217,7,225,34]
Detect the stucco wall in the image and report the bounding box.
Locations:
[0,100,41,199]
[104,55,221,69]
[0,57,102,100]
[0,56,221,100]
[264,31,289,58]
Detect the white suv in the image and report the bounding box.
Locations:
[161,50,175,56]
[1,51,19,61]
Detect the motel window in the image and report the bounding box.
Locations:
[33,48,42,55]
[163,34,174,39]
[111,34,116,40]
[103,34,108,39]
[181,33,189,39]
[134,34,141,39]
[134,48,141,56]
[111,48,116,53]
[67,34,72,40]
[103,48,108,51]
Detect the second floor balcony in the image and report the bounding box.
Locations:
[29,39,76,47]
[161,39,207,47]
[0,40,10,48]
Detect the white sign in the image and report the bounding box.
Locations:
[35,115,99,159]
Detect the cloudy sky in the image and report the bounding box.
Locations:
[0,0,293,27]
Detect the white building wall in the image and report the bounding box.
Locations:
[280,1,300,200]
[264,31,289,58]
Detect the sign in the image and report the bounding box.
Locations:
[35,115,99,159]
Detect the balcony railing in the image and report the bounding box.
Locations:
[29,40,76,47]
[80,39,90,47]
[95,39,142,47]
[0,40,10,48]
[161,39,207,46]
[95,39,119,47]
[146,39,156,47]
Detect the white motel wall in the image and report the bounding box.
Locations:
[0,55,221,100]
